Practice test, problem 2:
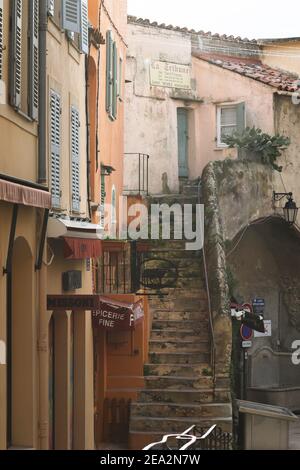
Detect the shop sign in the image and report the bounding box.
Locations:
[47,295,99,311]
[93,299,144,331]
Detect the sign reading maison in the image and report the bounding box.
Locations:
[150,61,191,89]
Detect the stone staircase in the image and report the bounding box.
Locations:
[129,192,232,450]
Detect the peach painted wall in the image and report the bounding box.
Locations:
[89,1,127,233]
[189,57,275,178]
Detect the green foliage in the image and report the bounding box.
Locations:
[223,126,290,172]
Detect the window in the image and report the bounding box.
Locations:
[71,106,80,212]
[217,102,245,147]
[50,90,62,208]
[9,0,39,119]
[106,30,118,120]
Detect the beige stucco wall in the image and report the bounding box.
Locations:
[261,41,300,76]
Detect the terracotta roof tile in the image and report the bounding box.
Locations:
[193,53,300,92]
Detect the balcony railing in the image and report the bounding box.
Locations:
[124,153,150,195]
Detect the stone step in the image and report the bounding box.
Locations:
[144,375,213,390]
[143,249,203,259]
[138,388,231,404]
[144,363,212,378]
[149,339,209,354]
[149,351,210,365]
[151,329,209,341]
[131,402,232,419]
[153,310,208,322]
[130,416,232,434]
[152,319,209,331]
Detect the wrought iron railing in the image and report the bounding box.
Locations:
[124,153,150,195]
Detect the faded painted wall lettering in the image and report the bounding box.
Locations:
[150,61,191,89]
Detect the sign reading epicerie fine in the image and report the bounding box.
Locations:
[92,299,144,331]
[150,61,191,89]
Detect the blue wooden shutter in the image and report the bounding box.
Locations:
[71,106,80,212]
[106,30,113,115]
[0,0,3,81]
[112,41,118,119]
[10,0,23,109]
[50,90,61,208]
[29,0,39,120]
[62,0,81,33]
[80,0,89,54]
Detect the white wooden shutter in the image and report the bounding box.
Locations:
[29,0,39,120]
[80,0,89,54]
[62,0,81,33]
[71,106,80,212]
[48,0,54,16]
[50,90,61,208]
[10,0,22,108]
[0,0,3,81]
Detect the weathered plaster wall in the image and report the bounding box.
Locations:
[261,40,300,76]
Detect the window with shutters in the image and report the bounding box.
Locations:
[71,106,81,213]
[217,103,245,147]
[9,0,39,120]
[0,0,3,82]
[50,90,62,209]
[106,30,118,120]
[100,169,106,229]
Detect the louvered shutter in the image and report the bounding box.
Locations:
[50,90,61,208]
[71,106,80,212]
[100,171,106,228]
[80,0,89,54]
[10,0,22,109]
[0,0,3,81]
[29,0,39,120]
[62,0,81,33]
[106,30,113,115]
[236,102,246,134]
[112,41,118,119]
[48,0,54,16]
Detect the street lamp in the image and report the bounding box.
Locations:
[273,192,298,225]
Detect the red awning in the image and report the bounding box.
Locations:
[63,237,102,260]
[93,297,144,331]
[0,178,51,209]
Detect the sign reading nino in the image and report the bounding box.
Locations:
[150,61,191,89]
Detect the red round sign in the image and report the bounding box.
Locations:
[240,324,254,341]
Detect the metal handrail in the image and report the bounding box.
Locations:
[124,153,150,195]
[198,180,216,385]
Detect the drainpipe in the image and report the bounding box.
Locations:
[38,0,49,450]
[38,0,48,184]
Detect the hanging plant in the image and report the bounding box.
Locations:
[223,126,290,172]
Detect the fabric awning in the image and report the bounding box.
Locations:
[48,217,103,239]
[63,237,102,260]
[93,297,144,331]
[0,178,51,209]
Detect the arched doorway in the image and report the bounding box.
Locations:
[8,237,34,448]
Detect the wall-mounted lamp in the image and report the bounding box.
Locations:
[273,192,298,225]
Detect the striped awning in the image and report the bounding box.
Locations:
[0,178,51,209]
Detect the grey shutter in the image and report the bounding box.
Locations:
[48,0,54,16]
[112,41,118,119]
[236,102,246,134]
[106,30,113,114]
[0,0,3,81]
[10,0,22,108]
[71,106,80,212]
[80,0,89,54]
[50,90,61,208]
[29,0,39,120]
[62,0,81,33]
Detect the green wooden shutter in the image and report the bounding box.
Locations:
[50,90,61,208]
[0,0,3,81]
[112,41,118,119]
[10,0,23,109]
[80,0,89,54]
[62,0,81,33]
[106,30,113,115]
[236,102,246,134]
[71,106,80,212]
[29,0,39,120]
